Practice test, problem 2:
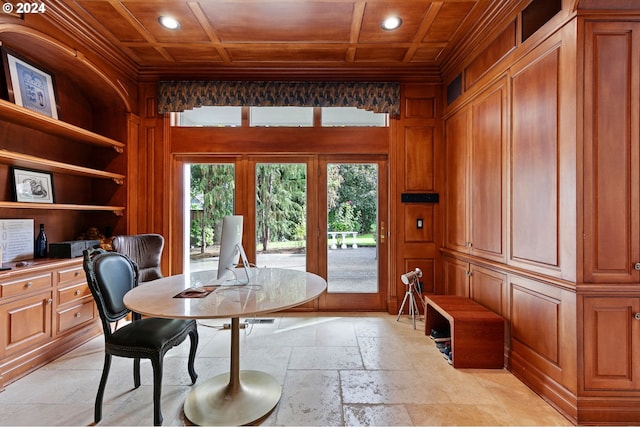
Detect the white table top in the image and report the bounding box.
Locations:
[123,267,327,319]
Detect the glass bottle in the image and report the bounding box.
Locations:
[35,223,47,258]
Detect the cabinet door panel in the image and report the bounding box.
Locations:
[511,46,560,267]
[0,292,52,358]
[583,22,640,283]
[444,110,469,253]
[584,297,640,390]
[470,265,506,317]
[442,257,469,296]
[470,82,506,262]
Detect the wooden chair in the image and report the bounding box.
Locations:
[111,234,165,282]
[82,248,198,426]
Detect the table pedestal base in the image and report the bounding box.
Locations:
[184,370,281,425]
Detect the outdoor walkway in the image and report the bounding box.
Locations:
[190,247,378,293]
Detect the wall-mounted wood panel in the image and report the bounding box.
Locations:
[444,110,469,254]
[405,98,435,119]
[402,258,435,294]
[470,265,506,317]
[511,46,560,268]
[404,127,435,191]
[469,81,507,262]
[465,21,517,89]
[442,256,469,296]
[511,283,560,364]
[403,204,434,242]
[583,22,640,283]
[583,297,640,390]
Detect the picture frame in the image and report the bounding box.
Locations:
[10,167,55,204]
[1,48,59,119]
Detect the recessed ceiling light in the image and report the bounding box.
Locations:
[381,16,402,31]
[159,16,180,30]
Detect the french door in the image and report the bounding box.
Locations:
[317,157,387,311]
[177,155,387,311]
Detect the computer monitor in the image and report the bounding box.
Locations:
[217,215,243,280]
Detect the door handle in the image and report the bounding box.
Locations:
[379,222,385,244]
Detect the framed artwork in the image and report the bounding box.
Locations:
[11,167,55,204]
[2,48,59,119]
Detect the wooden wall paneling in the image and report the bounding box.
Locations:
[394,84,441,308]
[508,273,578,402]
[404,126,435,191]
[469,264,507,316]
[465,21,517,90]
[469,264,510,357]
[510,42,562,274]
[583,296,640,390]
[442,255,469,296]
[403,204,434,243]
[444,109,470,254]
[171,127,389,155]
[469,79,507,263]
[402,258,435,294]
[583,21,640,284]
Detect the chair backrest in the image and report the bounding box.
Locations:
[111,234,164,282]
[83,248,139,335]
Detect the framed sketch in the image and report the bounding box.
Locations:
[11,167,55,204]
[2,48,59,119]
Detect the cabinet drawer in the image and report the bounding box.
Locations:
[57,300,95,333]
[57,265,85,285]
[58,283,91,305]
[1,273,53,299]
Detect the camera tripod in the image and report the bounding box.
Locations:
[396,278,427,329]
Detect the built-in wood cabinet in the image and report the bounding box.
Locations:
[583,296,640,391]
[444,79,506,264]
[0,259,101,389]
[574,20,640,425]
[582,20,640,285]
[0,22,134,389]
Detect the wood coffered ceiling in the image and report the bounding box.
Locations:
[49,0,511,80]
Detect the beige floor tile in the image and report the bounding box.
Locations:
[0,313,572,426]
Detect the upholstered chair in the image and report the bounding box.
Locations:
[111,233,164,282]
[82,248,198,426]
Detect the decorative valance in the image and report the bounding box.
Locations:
[157,81,400,116]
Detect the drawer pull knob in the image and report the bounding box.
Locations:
[25,282,33,288]
[75,271,80,276]
[75,290,81,295]
[47,298,52,304]
[75,313,81,318]
[635,263,640,271]
[635,313,640,321]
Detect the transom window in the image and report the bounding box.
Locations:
[173,106,387,128]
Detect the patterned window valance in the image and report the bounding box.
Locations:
[157,81,400,116]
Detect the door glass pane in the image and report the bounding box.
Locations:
[184,164,235,278]
[256,163,307,271]
[327,163,378,293]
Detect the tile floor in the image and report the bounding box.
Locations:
[0,313,572,426]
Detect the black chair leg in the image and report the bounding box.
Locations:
[95,353,112,423]
[187,330,198,384]
[151,355,164,426]
[134,358,141,388]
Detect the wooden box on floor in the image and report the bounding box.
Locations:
[425,295,504,369]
